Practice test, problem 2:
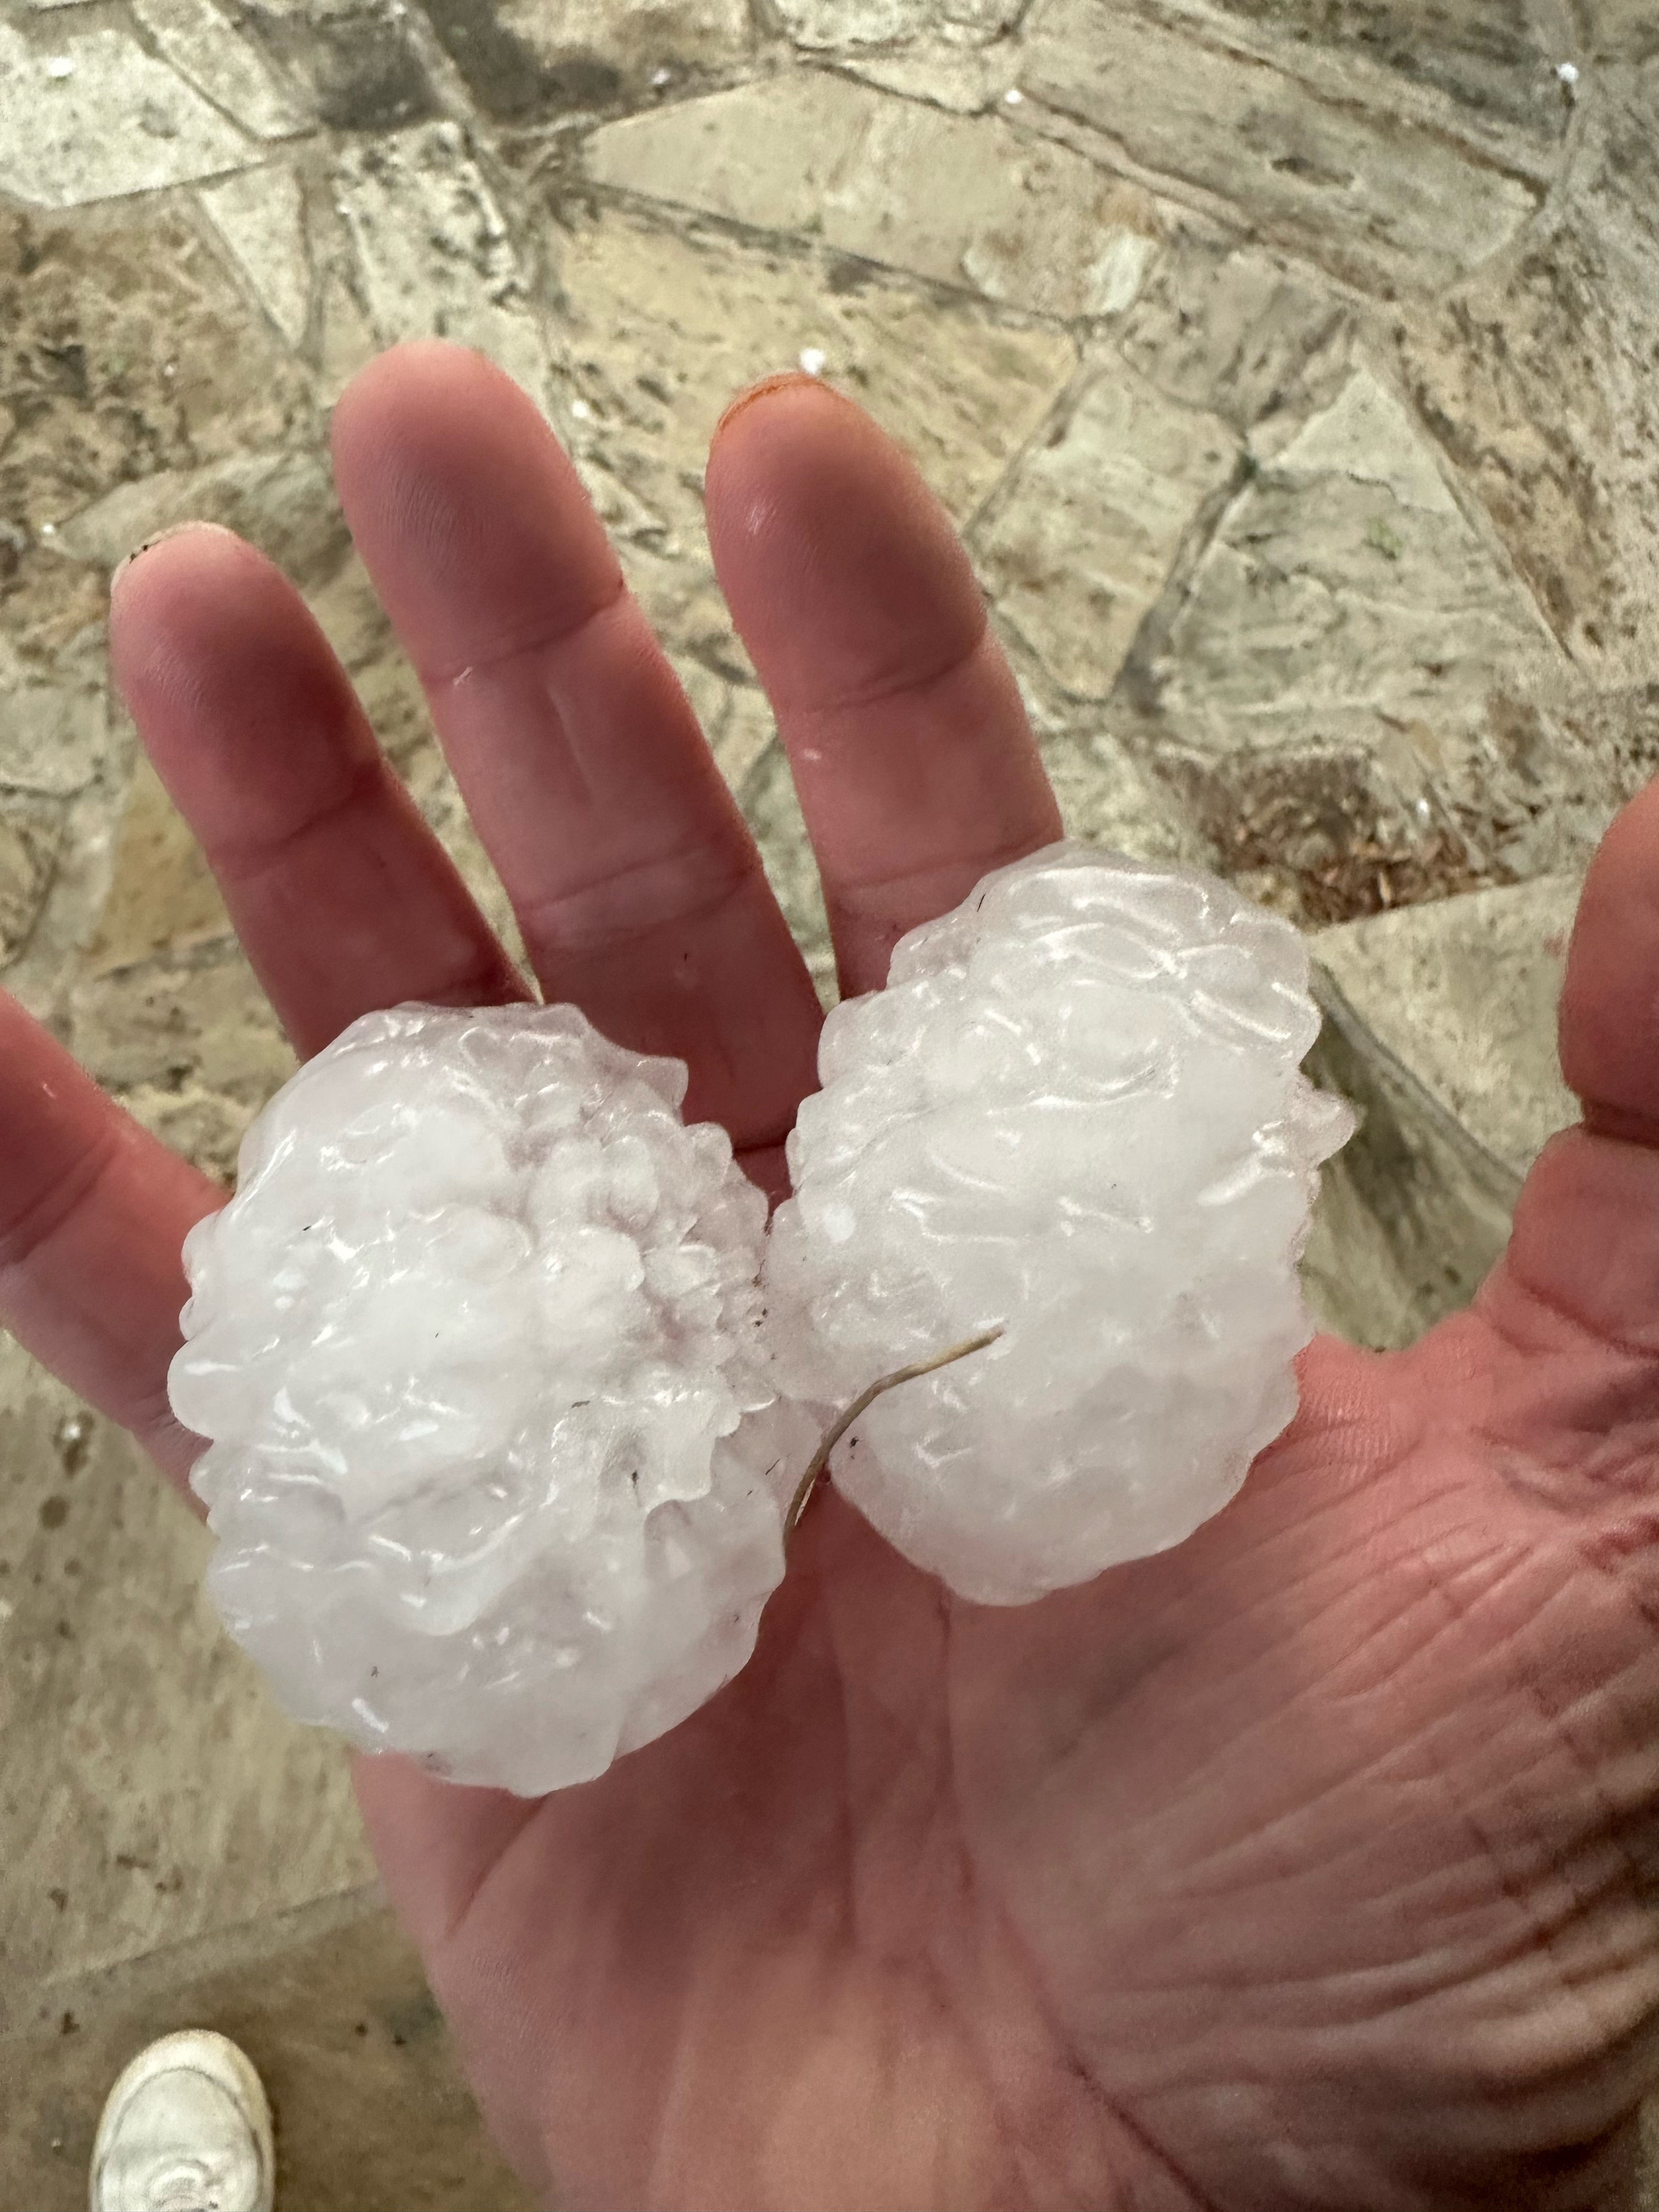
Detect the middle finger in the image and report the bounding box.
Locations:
[329,342,823,1161]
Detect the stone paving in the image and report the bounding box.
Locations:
[2,0,1657,2203]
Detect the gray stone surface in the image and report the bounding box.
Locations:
[1120,358,1620,927]
[775,0,1023,45]
[199,166,314,350]
[332,124,550,401]
[483,0,752,112]
[0,799,64,964]
[247,0,437,137]
[5,1892,533,2212]
[0,626,108,797]
[1390,58,1659,684]
[549,202,1076,662]
[840,35,1020,114]
[1300,965,1521,1352]
[1137,0,1572,170]
[4,0,1659,2198]
[973,349,1238,698]
[586,72,1160,320]
[0,19,255,208]
[52,450,343,584]
[1315,875,1581,1178]
[0,1344,368,2003]
[67,939,296,1181]
[1018,0,1544,294]
[131,0,311,141]
[1037,724,1202,869]
[1589,2,1659,60]
[1116,218,1347,428]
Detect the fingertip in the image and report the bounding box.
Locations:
[1560,778,1659,1121]
[710,368,848,453]
[330,342,505,539]
[706,375,982,708]
[329,342,549,565]
[110,518,251,610]
[108,523,276,735]
[701,356,1055,1002]
[329,338,512,460]
[706,370,913,524]
[327,342,620,663]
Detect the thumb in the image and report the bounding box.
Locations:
[1490,777,1659,1355]
[1561,776,1659,1148]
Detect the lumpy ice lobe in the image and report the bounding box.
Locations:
[170,1002,805,1796]
[765,843,1355,1605]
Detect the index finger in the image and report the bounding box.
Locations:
[706,377,1062,1000]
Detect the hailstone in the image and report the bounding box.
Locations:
[170,1002,808,1796]
[765,842,1354,1604]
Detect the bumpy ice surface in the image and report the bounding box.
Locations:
[170,1003,807,1795]
[765,842,1354,1604]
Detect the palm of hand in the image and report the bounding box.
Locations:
[363,1280,1659,2212]
[4,343,1657,2212]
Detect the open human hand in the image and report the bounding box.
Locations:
[5,340,1659,2211]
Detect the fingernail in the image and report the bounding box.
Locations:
[713,370,834,445]
[111,518,210,592]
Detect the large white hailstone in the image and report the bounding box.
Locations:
[170,1003,809,1796]
[765,842,1355,1604]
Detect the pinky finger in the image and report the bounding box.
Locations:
[0,991,220,1492]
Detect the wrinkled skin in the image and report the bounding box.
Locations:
[5,342,1659,2211]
